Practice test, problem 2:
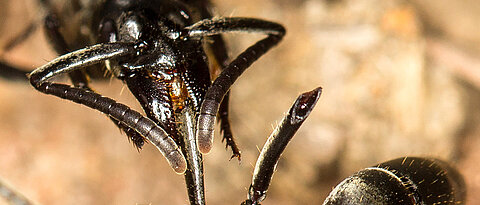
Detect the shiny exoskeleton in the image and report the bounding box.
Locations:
[243,87,322,205]
[240,90,465,205]
[4,0,285,204]
[323,157,466,205]
[0,1,467,205]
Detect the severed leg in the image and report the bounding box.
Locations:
[180,17,286,154]
[243,87,322,205]
[28,43,187,174]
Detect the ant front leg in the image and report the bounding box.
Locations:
[201,24,240,159]
[190,5,241,159]
[28,43,187,174]
[42,7,147,149]
[0,11,39,81]
[205,25,241,160]
[181,17,286,154]
[42,9,91,89]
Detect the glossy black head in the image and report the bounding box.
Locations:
[96,0,193,44]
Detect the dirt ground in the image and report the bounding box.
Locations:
[0,0,480,204]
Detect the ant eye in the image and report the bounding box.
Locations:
[98,18,117,42]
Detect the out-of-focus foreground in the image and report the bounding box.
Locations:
[0,0,480,204]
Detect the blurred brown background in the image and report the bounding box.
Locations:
[1,0,480,204]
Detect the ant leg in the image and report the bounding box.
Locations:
[0,0,55,81]
[0,16,38,81]
[182,18,286,154]
[0,62,29,80]
[111,118,149,149]
[41,1,90,88]
[2,23,37,53]
[183,18,285,38]
[43,12,147,149]
[243,87,322,205]
[211,41,240,159]
[218,92,241,159]
[196,15,241,159]
[207,31,241,160]
[28,43,187,174]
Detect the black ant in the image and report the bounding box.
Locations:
[4,0,284,204]
[0,0,467,204]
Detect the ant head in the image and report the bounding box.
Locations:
[97,0,192,44]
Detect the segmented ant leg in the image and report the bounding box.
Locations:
[183,17,286,154]
[43,12,92,87]
[28,43,187,174]
[0,62,29,80]
[0,0,64,82]
[183,18,285,38]
[218,92,241,160]
[176,108,206,205]
[43,15,69,55]
[42,9,147,149]
[199,20,241,159]
[0,13,38,81]
[194,2,231,67]
[41,1,93,88]
[1,22,37,53]
[243,87,322,205]
[111,119,148,149]
[1,0,46,53]
[208,36,241,160]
